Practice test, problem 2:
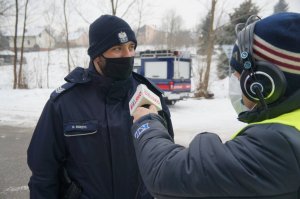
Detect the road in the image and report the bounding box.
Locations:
[0,122,238,199]
[0,125,196,199]
[0,126,32,199]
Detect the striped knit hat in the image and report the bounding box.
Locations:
[231,12,300,97]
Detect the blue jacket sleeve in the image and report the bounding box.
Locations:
[27,100,65,199]
[131,114,300,198]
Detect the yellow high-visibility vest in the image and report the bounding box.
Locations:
[232,109,300,139]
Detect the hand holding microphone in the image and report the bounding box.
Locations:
[132,104,158,122]
[129,84,162,122]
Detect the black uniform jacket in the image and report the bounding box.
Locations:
[27,64,174,199]
[131,90,300,199]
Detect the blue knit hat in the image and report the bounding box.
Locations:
[230,12,300,97]
[87,15,137,60]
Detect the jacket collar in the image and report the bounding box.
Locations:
[238,89,300,123]
[232,108,300,139]
[255,108,300,131]
[88,61,134,101]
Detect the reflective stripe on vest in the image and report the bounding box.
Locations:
[232,109,300,139]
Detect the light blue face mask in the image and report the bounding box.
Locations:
[229,74,250,114]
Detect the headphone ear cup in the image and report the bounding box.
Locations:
[240,61,287,104]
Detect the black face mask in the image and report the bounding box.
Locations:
[101,56,134,81]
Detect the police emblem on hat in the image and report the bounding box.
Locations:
[118,32,128,43]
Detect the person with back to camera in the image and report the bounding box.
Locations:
[27,14,174,199]
[130,12,300,199]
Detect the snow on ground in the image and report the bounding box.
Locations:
[0,88,245,146]
[0,47,246,147]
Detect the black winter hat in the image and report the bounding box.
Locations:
[87,15,137,60]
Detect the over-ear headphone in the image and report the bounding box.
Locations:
[235,15,287,105]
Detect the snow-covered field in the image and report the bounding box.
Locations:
[0,47,245,146]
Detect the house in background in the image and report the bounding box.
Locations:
[0,49,26,65]
[0,33,9,50]
[0,50,14,65]
[3,27,55,51]
[68,29,88,47]
[136,25,158,45]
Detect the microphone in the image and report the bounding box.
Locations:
[129,84,162,116]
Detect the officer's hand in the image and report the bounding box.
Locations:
[133,105,158,123]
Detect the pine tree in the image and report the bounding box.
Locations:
[197,11,211,56]
[215,0,259,80]
[194,0,216,99]
[216,47,230,80]
[274,0,289,14]
[217,0,259,45]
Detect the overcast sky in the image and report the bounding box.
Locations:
[2,0,300,33]
[76,0,300,30]
[137,0,300,30]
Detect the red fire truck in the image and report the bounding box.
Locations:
[134,50,192,105]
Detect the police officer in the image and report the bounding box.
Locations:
[27,15,174,199]
[131,12,300,199]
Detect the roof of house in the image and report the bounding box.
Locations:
[68,30,87,41]
[2,27,45,37]
[0,50,14,55]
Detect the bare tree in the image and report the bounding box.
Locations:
[63,0,71,72]
[134,0,145,38]
[13,0,19,89]
[74,7,91,25]
[18,0,29,88]
[110,0,117,15]
[44,2,56,88]
[109,0,136,16]
[195,0,216,99]
[160,9,183,49]
[0,0,14,17]
[119,0,136,18]
[72,0,137,25]
[0,0,14,50]
[1,0,15,23]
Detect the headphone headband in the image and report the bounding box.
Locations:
[235,15,287,106]
[236,15,260,70]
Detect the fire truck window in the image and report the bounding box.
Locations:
[144,61,167,79]
[173,61,190,79]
